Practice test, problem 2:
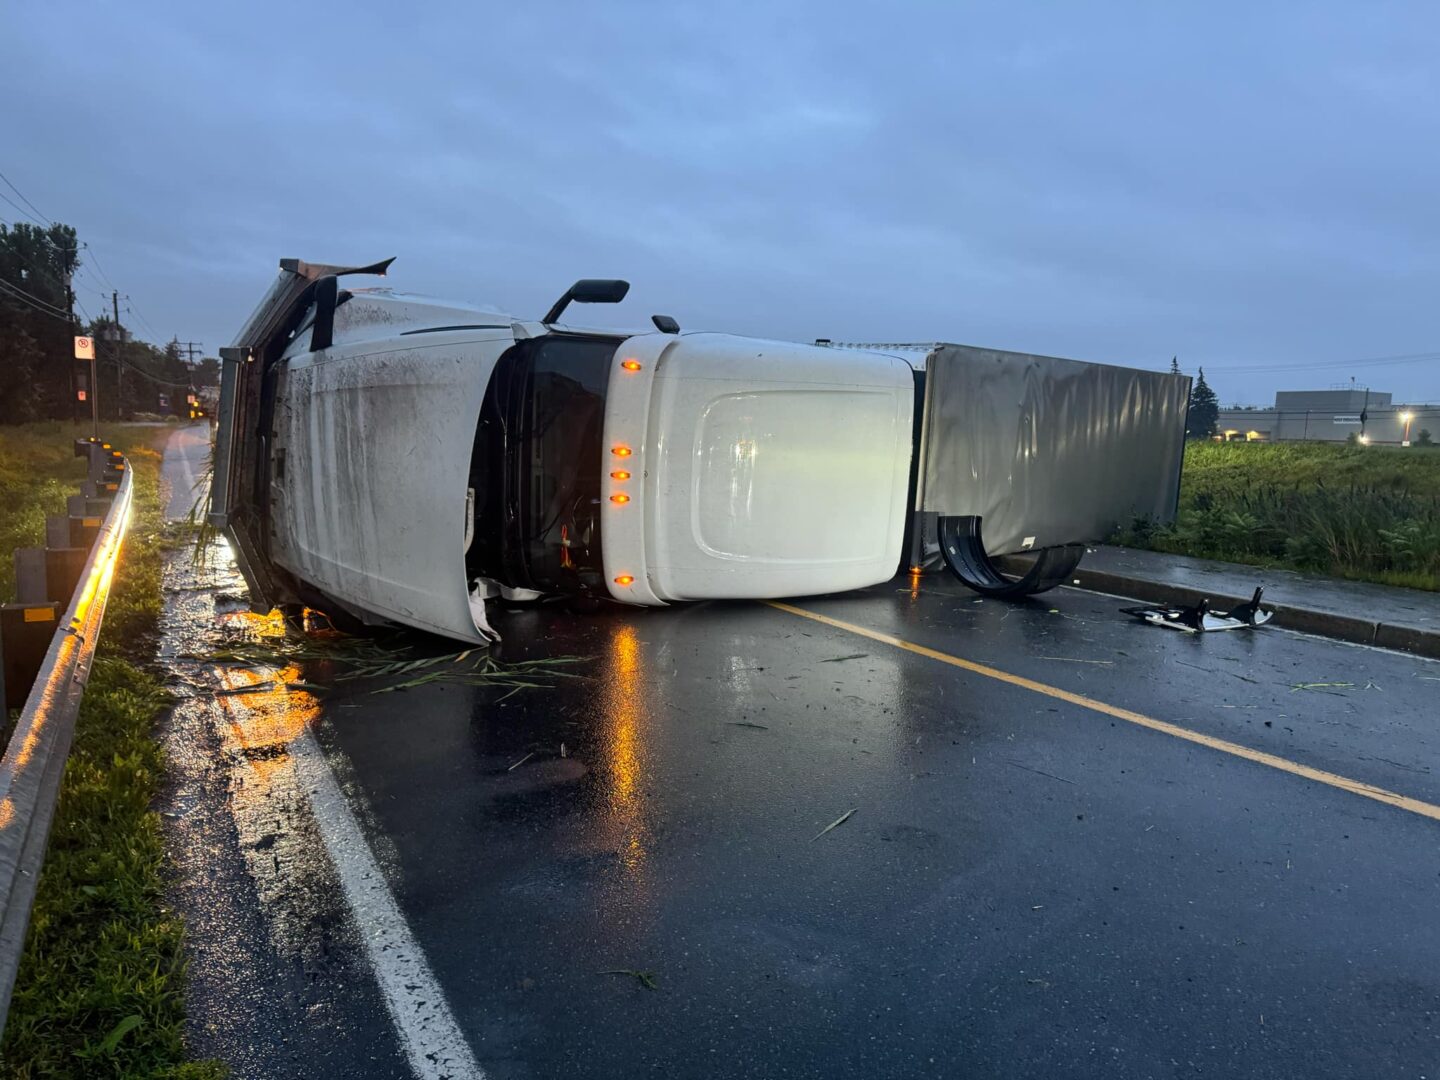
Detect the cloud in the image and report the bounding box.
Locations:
[3,0,1437,402]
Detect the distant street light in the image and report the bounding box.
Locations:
[1400,410,1415,447]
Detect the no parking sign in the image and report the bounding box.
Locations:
[74,335,94,360]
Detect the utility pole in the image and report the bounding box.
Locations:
[65,271,78,424]
[112,291,122,421]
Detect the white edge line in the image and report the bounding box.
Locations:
[281,723,484,1079]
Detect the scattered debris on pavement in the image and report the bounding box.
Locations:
[1122,586,1273,633]
[812,808,857,841]
[599,969,659,991]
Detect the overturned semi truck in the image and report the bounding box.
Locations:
[210,258,1190,643]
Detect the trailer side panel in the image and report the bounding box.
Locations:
[919,345,1190,556]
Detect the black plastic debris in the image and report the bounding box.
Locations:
[1121,587,1274,633]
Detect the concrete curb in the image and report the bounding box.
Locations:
[1066,566,1440,661]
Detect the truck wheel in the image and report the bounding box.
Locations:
[937,516,1084,597]
[278,603,307,633]
[307,603,371,636]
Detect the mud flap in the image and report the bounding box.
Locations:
[936,515,1084,597]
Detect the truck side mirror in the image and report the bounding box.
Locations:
[543,279,630,324]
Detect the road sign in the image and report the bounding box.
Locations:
[74,336,95,360]
[77,390,87,402]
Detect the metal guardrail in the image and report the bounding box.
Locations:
[0,445,134,1031]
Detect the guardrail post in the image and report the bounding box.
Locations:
[44,515,70,551]
[12,550,46,606]
[13,548,88,609]
[0,605,61,710]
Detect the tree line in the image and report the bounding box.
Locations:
[0,222,217,425]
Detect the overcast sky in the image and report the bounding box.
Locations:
[4,2,1437,404]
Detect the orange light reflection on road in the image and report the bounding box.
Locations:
[601,625,650,874]
[214,611,322,784]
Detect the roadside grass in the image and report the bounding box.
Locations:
[1115,440,1440,590]
[0,422,92,602]
[0,423,225,1079]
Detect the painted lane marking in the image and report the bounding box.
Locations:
[163,425,205,522]
[218,682,484,1079]
[767,601,1440,824]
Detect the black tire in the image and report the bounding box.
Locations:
[292,587,374,635]
[277,603,308,633]
[937,516,1084,597]
[306,602,372,636]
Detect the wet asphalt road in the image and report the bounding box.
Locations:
[315,584,1440,1080]
[158,429,1440,1079]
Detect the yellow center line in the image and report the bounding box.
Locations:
[766,601,1440,824]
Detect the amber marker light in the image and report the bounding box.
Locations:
[612,446,633,457]
[614,575,635,586]
[610,470,631,480]
[610,493,631,504]
[621,359,642,372]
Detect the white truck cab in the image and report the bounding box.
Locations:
[212,259,1188,643]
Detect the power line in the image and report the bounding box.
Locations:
[0,190,46,227]
[3,255,73,304]
[81,242,118,291]
[0,278,74,322]
[1172,349,1440,376]
[71,273,109,300]
[1,165,191,357]
[124,300,162,342]
[112,350,195,389]
[0,274,71,318]
[0,170,52,226]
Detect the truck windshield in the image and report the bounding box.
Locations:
[471,334,621,594]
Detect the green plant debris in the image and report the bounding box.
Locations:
[365,655,590,696]
[0,424,227,1079]
[812,808,857,841]
[188,624,590,701]
[599,969,659,991]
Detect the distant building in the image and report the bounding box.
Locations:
[1216,389,1435,445]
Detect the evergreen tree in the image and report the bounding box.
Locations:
[1186,367,1219,439]
[1169,356,1181,375]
